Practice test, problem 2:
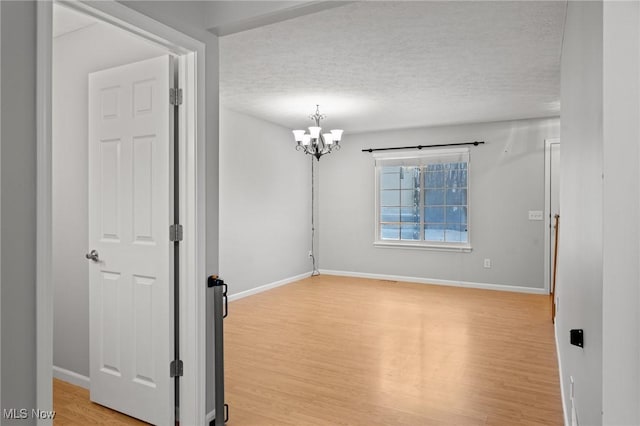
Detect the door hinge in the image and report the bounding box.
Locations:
[170,359,183,377]
[170,224,183,242]
[170,88,183,106]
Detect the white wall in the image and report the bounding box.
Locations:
[219,108,311,296]
[556,2,603,425]
[602,2,640,424]
[319,117,559,290]
[52,16,167,378]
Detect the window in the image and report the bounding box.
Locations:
[374,148,471,251]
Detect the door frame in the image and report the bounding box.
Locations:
[543,138,560,294]
[36,1,207,425]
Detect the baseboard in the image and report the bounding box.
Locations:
[206,409,215,423]
[227,271,312,302]
[53,365,90,389]
[555,321,569,426]
[318,269,548,295]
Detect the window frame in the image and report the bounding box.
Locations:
[373,148,472,252]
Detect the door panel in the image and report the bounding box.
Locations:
[88,55,174,426]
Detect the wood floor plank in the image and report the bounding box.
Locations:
[53,379,148,425]
[54,275,563,425]
[225,275,563,426]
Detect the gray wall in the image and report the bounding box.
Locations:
[52,18,167,378]
[318,117,559,289]
[219,108,311,296]
[1,1,37,423]
[602,2,640,424]
[556,1,603,424]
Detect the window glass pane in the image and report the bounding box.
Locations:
[380,224,400,240]
[446,206,467,224]
[445,224,468,243]
[445,188,467,205]
[401,224,420,240]
[377,158,469,246]
[425,207,444,223]
[380,190,400,206]
[424,224,445,241]
[424,171,445,188]
[400,207,420,223]
[400,189,419,206]
[400,167,420,189]
[380,207,400,222]
[425,189,445,205]
[381,172,400,190]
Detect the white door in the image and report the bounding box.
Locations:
[88,55,174,425]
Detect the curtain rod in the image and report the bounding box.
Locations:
[362,141,485,153]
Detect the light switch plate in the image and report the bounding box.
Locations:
[528,210,544,221]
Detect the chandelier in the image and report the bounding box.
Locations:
[292,105,343,160]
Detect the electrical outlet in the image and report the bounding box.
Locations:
[528,210,544,221]
[483,258,491,268]
[308,250,313,258]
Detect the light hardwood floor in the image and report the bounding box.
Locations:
[225,275,563,426]
[54,275,563,425]
[53,379,147,425]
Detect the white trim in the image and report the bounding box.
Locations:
[544,138,560,295]
[52,366,90,390]
[0,1,3,411]
[36,3,54,422]
[374,241,472,252]
[206,410,216,423]
[37,2,207,425]
[373,147,472,251]
[555,322,569,426]
[319,269,548,295]
[228,272,313,302]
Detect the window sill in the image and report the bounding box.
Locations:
[374,241,472,252]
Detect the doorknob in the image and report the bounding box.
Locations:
[85,250,99,262]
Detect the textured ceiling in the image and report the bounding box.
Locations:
[220,1,565,133]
